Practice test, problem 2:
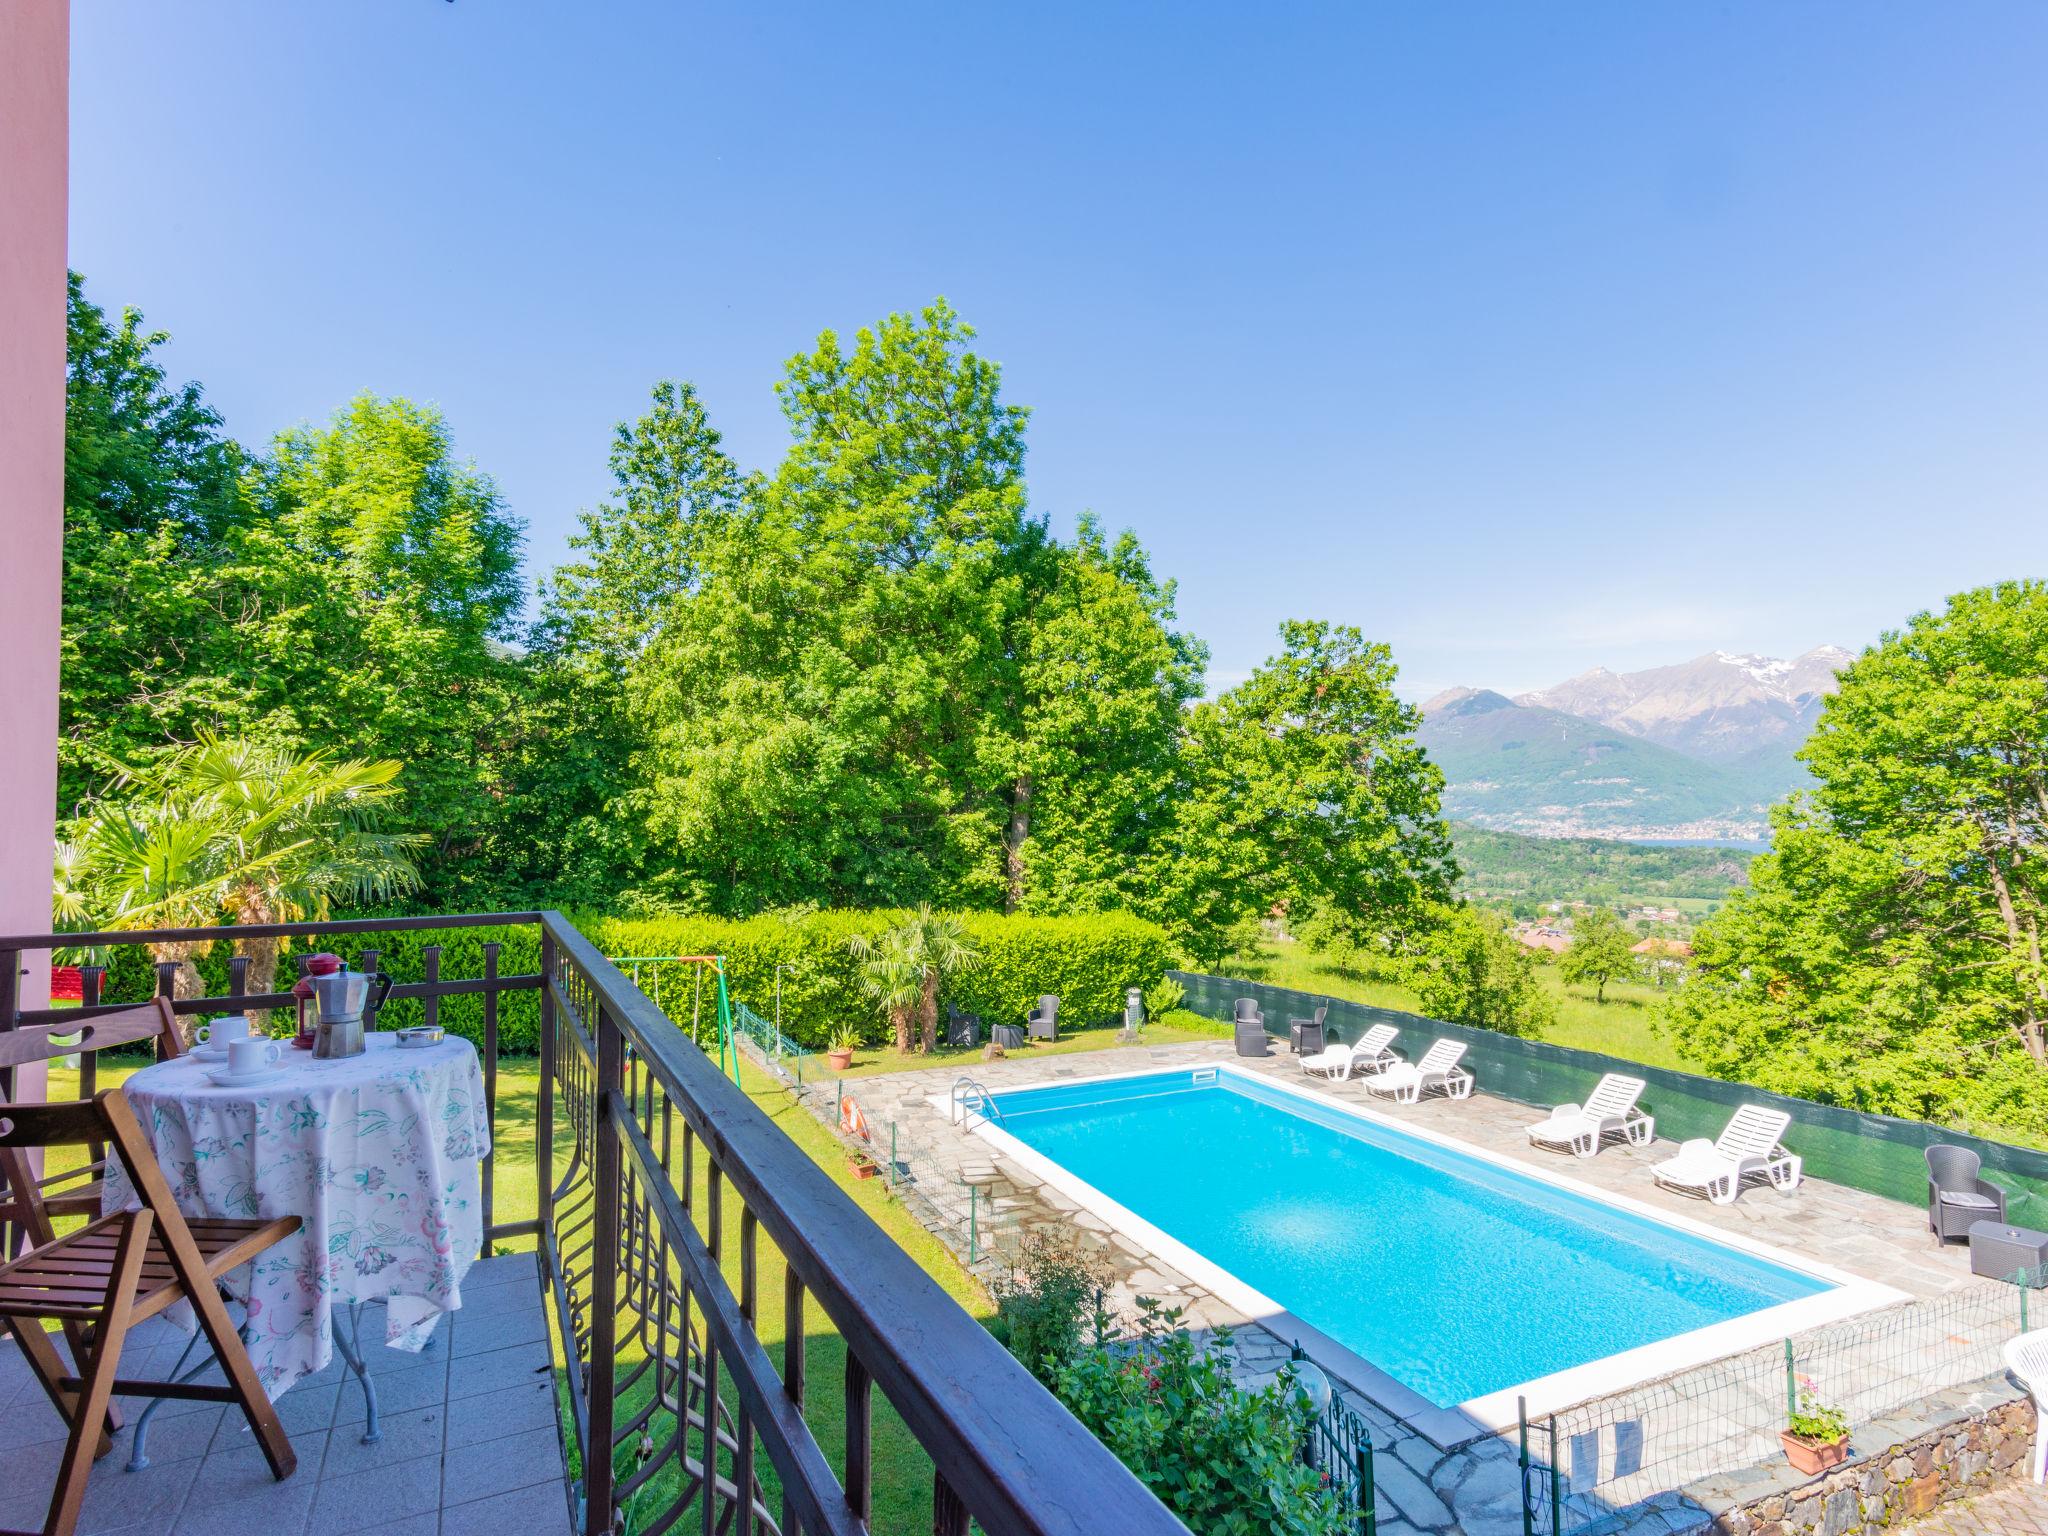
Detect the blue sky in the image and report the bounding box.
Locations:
[70,2,2048,699]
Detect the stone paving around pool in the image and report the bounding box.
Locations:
[820,1037,2010,1536]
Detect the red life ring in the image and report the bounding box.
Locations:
[840,1095,872,1142]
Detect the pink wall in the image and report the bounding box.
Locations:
[0,0,69,1100]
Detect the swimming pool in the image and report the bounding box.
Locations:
[957,1065,1900,1441]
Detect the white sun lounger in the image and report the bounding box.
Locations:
[2005,1331,2048,1482]
[1365,1039,1472,1105]
[1299,1024,1399,1082]
[1651,1105,1801,1204]
[1526,1074,1653,1158]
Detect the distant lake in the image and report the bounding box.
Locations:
[1626,837,1772,852]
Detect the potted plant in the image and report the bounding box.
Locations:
[825,1025,859,1072]
[1779,1377,1850,1476]
[849,1149,881,1180]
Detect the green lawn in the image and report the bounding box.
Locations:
[1222,938,1703,1072]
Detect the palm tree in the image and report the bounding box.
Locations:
[56,735,425,1020]
[848,926,924,1054]
[55,793,306,1000]
[170,735,425,1004]
[849,906,980,1053]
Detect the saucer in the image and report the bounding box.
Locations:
[189,1043,230,1062]
[204,1064,289,1088]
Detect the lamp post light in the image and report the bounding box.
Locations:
[1289,1340,1332,1469]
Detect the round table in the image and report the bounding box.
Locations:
[104,1032,492,1403]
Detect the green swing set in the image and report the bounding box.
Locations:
[614,952,740,1083]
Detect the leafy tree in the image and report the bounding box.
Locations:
[542,380,745,672]
[505,382,752,910]
[629,302,1044,911]
[56,735,421,1010]
[59,273,247,805]
[1669,582,2048,1133]
[236,394,526,899]
[849,905,980,1052]
[1409,904,1555,1035]
[165,735,424,1002]
[1147,621,1456,966]
[1559,906,1638,1002]
[1004,517,1206,915]
[628,301,1219,922]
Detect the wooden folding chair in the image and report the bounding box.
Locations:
[0,1000,186,1453]
[0,1086,301,1536]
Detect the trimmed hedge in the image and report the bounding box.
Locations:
[93,910,1177,1056]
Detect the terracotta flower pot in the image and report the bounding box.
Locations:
[826,1048,854,1071]
[1779,1430,1849,1477]
[850,1156,879,1180]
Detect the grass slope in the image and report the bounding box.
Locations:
[1224,939,1700,1072]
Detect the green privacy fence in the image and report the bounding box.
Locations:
[1169,969,2048,1219]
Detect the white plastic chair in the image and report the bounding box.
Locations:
[2006,1331,2048,1482]
[1300,1024,1399,1083]
[1526,1074,1653,1158]
[1651,1105,1800,1204]
[1365,1039,1473,1105]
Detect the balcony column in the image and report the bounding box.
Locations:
[0,0,69,1104]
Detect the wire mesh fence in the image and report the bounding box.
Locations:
[730,999,813,1094]
[1521,1271,2036,1534]
[724,1022,1023,1278]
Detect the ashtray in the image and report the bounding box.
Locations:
[395,1025,445,1049]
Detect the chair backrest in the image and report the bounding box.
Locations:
[1585,1074,1646,1119]
[2005,1330,2048,1394]
[1311,1004,1329,1026]
[1352,1024,1397,1058]
[1234,998,1261,1022]
[1716,1105,1793,1158]
[1417,1039,1466,1075]
[1038,994,1059,1017]
[0,997,181,1071]
[1927,1143,1983,1193]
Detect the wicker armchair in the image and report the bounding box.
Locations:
[1232,998,1267,1057]
[1928,1144,2006,1243]
[1025,994,1059,1042]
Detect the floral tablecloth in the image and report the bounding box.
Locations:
[104,1033,491,1398]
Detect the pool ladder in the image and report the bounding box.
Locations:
[951,1077,1002,1126]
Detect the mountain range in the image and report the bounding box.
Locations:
[1416,647,1851,839]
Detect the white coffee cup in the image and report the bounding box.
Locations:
[226,1038,281,1077]
[196,1013,251,1050]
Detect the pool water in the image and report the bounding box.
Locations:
[985,1069,1830,1408]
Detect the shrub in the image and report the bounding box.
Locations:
[988,1232,1112,1387]
[84,908,1176,1055]
[1144,974,1186,1018]
[1051,1300,1353,1536]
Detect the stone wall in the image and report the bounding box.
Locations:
[1715,1395,2034,1536]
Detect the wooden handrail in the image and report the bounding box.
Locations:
[0,910,542,951]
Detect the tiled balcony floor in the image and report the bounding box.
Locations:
[0,1253,572,1536]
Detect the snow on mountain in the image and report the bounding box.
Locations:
[1515,646,1850,762]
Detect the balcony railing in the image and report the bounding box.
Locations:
[1,911,1187,1536]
